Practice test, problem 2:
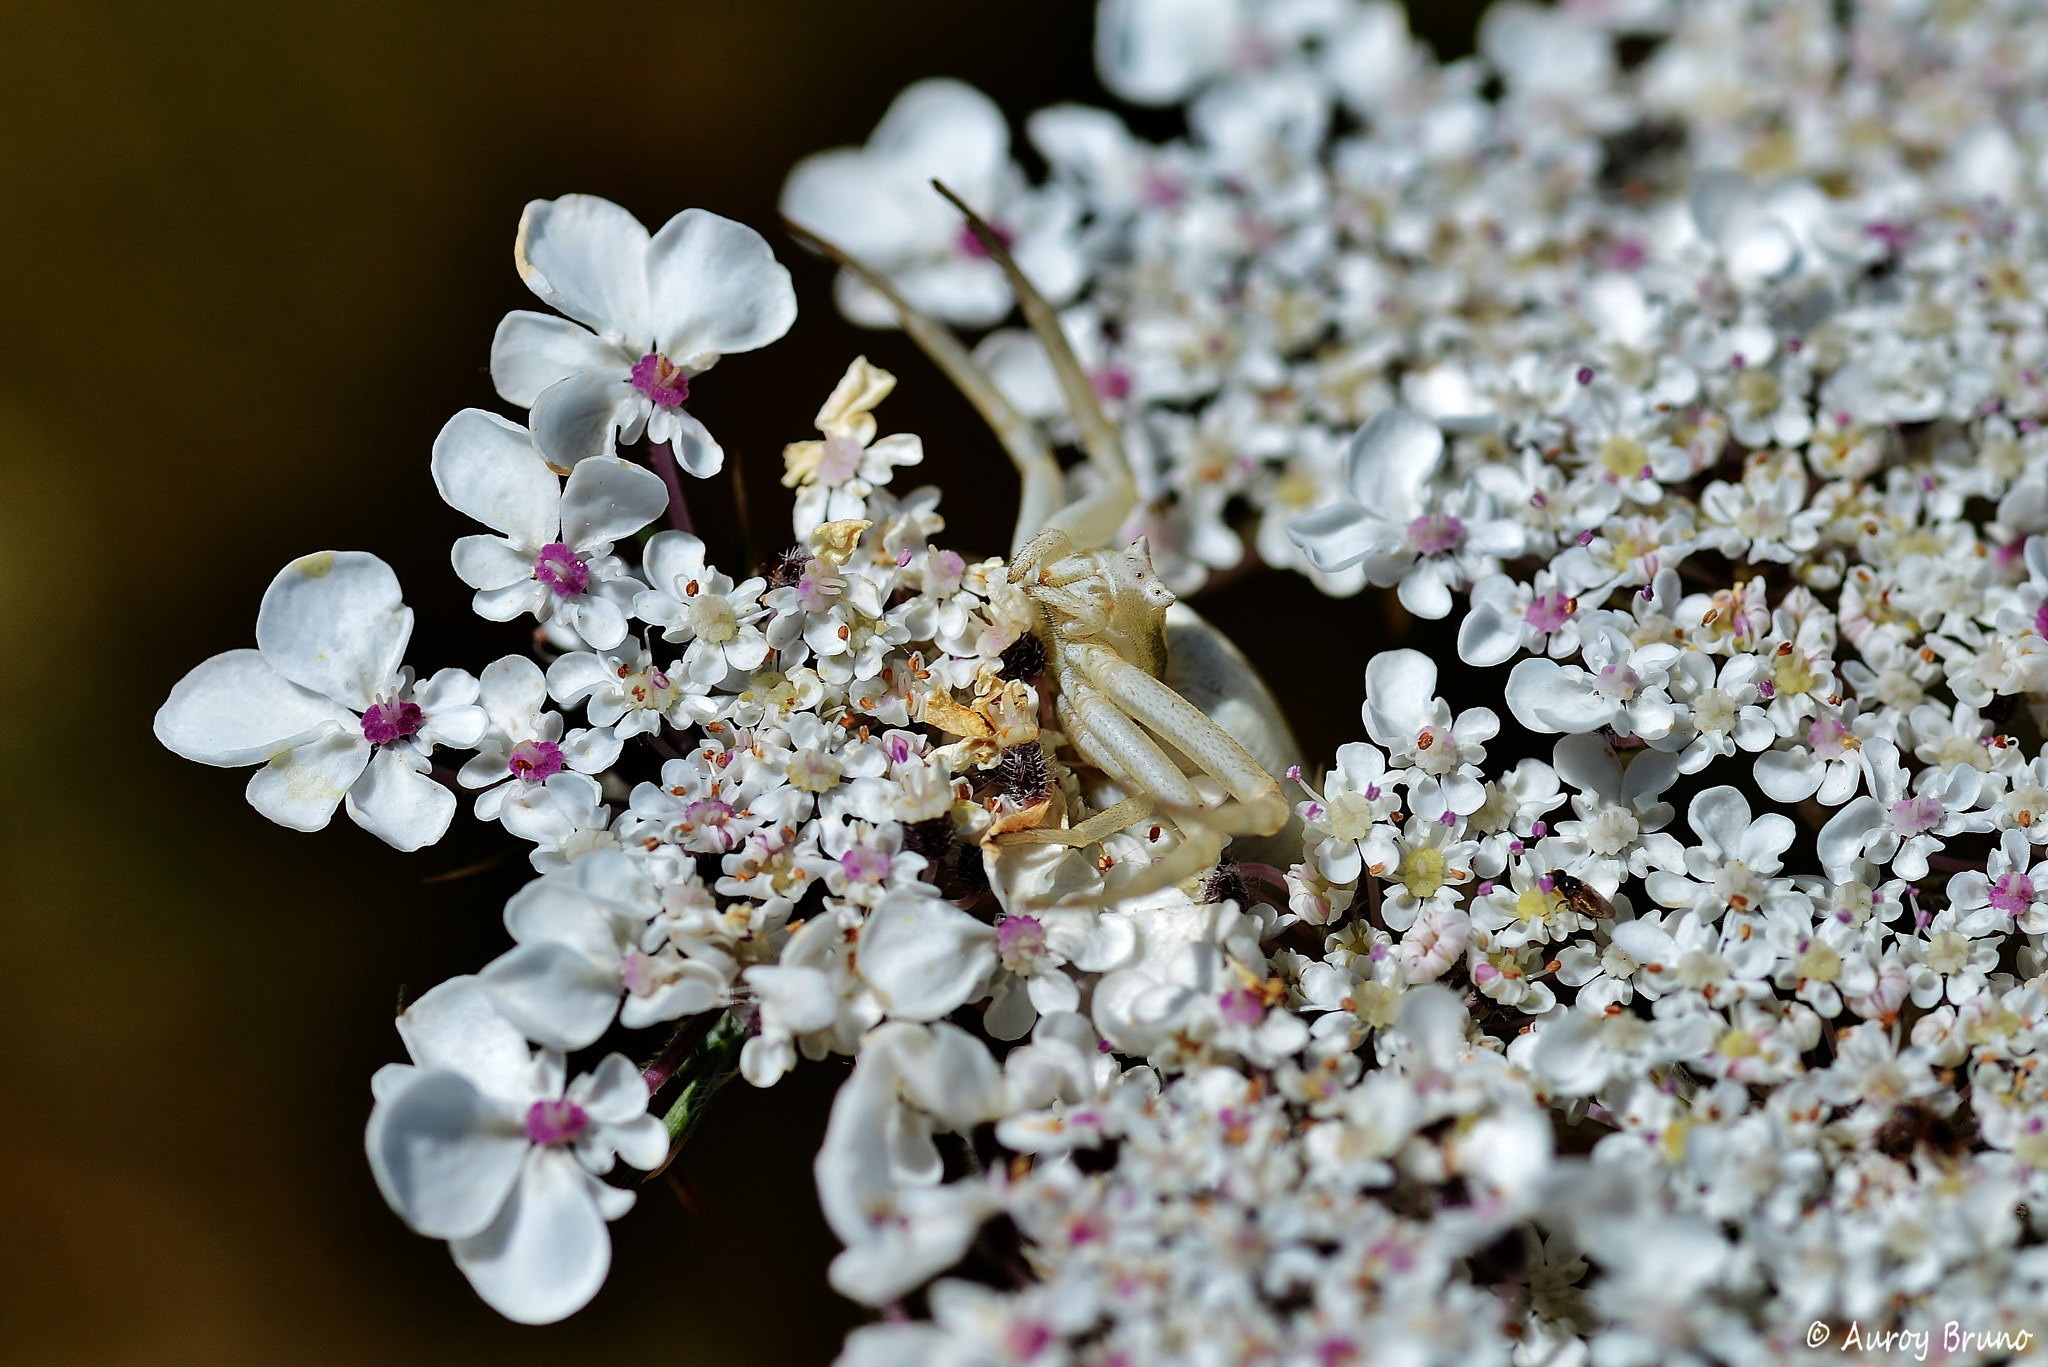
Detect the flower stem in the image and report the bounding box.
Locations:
[649,440,696,536]
[652,1010,750,1171]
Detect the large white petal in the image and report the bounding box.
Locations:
[450,535,533,592]
[1457,601,1525,668]
[1346,407,1443,523]
[451,1149,613,1325]
[489,310,627,407]
[1686,786,1754,859]
[1505,658,1615,734]
[883,1021,1006,1132]
[155,648,358,766]
[530,371,634,467]
[398,975,551,1103]
[781,150,930,263]
[345,747,456,851]
[559,456,670,551]
[432,409,560,548]
[857,892,997,1022]
[479,942,622,1052]
[514,195,651,343]
[1285,500,1379,573]
[254,551,411,710]
[645,209,798,364]
[1363,648,1437,749]
[478,653,548,728]
[868,79,1011,206]
[1095,0,1237,105]
[1753,748,1823,802]
[502,878,621,959]
[1817,797,1885,880]
[244,726,371,831]
[365,1067,527,1240]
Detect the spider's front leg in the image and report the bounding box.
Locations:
[1063,641,1285,829]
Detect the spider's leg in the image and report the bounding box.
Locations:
[934,180,1137,548]
[780,219,1063,557]
[997,795,1152,848]
[1064,642,1285,829]
[1060,680,1204,809]
[1011,527,1075,582]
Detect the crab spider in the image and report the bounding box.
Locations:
[784,192,1297,904]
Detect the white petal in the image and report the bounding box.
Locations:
[432,409,560,548]
[514,194,651,341]
[1457,601,1525,668]
[244,726,371,831]
[1687,786,1753,858]
[639,530,707,594]
[1363,648,1437,748]
[654,404,723,479]
[571,1052,653,1127]
[254,551,412,710]
[530,371,634,467]
[857,892,997,1022]
[1818,797,1885,879]
[1095,0,1237,104]
[1505,659,1614,734]
[478,654,548,728]
[451,1149,613,1325]
[365,1067,527,1240]
[1753,749,1823,802]
[1347,407,1443,523]
[563,595,629,651]
[155,648,358,766]
[450,535,533,592]
[559,457,670,552]
[869,79,1010,204]
[645,209,798,364]
[490,310,626,408]
[1285,500,1377,573]
[479,941,622,1051]
[398,975,551,1102]
[346,747,457,851]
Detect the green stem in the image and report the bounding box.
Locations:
[658,1011,750,1158]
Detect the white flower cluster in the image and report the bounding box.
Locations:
[152,0,2048,1359]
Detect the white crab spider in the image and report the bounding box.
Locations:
[788,190,1296,902]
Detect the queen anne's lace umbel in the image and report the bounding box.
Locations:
[159,1,2048,1361]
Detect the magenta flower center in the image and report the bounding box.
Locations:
[1990,871,2032,918]
[2033,602,2048,639]
[840,845,891,884]
[360,699,424,746]
[1406,512,1465,555]
[524,1098,589,1147]
[1218,987,1264,1026]
[534,542,590,597]
[1524,591,1574,633]
[998,914,1047,971]
[1891,795,1944,838]
[1593,663,1641,699]
[1807,716,1854,761]
[629,352,691,408]
[508,739,565,781]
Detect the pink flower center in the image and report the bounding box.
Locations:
[998,914,1047,972]
[817,434,865,485]
[1525,591,1574,633]
[1406,512,1464,556]
[509,739,565,781]
[534,542,590,597]
[629,352,691,408]
[1091,365,1132,401]
[1990,871,2032,918]
[360,699,424,746]
[1006,1322,1054,1360]
[1807,716,1854,761]
[955,220,1017,259]
[1593,663,1641,699]
[2033,602,2048,639]
[840,845,892,884]
[1891,795,1944,839]
[1218,987,1264,1025]
[524,1098,589,1147]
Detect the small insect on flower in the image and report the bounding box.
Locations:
[1549,871,1613,920]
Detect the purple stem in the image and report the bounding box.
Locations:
[649,441,695,536]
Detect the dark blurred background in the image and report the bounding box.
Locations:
[0,2,1482,1362]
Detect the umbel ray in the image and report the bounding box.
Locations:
[786,183,1301,904]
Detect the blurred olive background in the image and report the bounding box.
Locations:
[0,2,1480,1363]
